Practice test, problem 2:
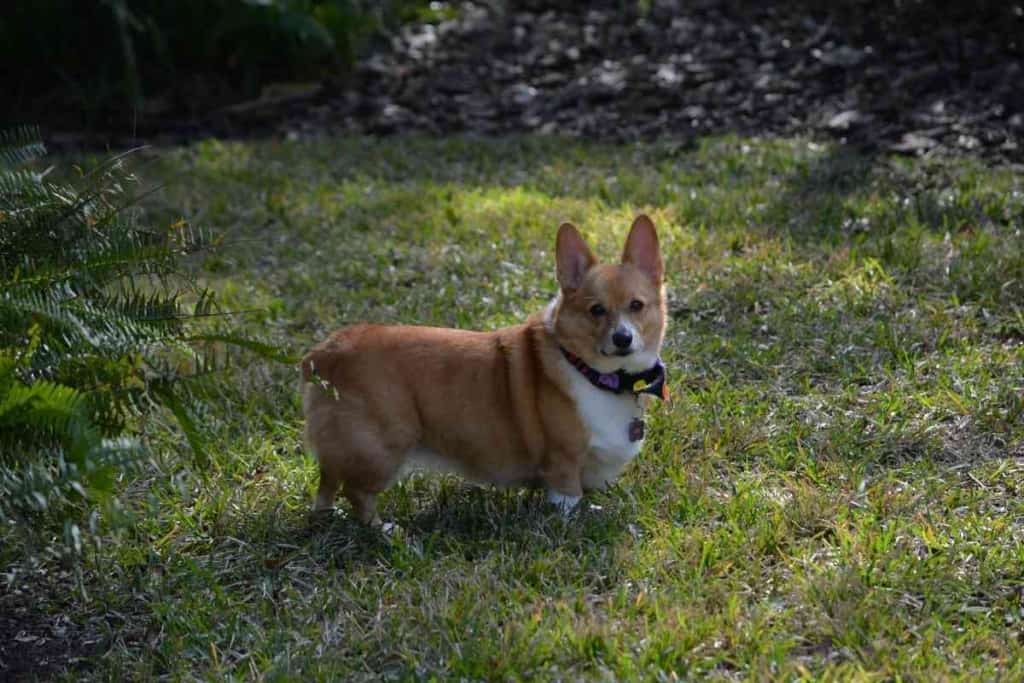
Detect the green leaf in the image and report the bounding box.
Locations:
[149,383,208,469]
[185,333,299,364]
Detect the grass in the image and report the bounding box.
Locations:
[3,134,1024,680]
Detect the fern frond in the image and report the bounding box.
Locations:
[0,125,46,170]
[0,125,283,537]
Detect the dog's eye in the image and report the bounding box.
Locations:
[629,299,644,312]
[589,303,606,317]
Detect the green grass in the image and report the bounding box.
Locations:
[4,135,1024,680]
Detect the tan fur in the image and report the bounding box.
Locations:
[301,215,665,524]
[553,263,666,373]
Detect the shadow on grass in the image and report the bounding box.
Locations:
[239,481,632,579]
[764,144,876,243]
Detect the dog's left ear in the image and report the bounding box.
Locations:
[622,214,663,285]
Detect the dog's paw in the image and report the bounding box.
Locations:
[380,521,404,537]
[546,490,582,516]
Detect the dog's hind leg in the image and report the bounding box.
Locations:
[304,383,416,525]
[314,463,344,513]
[341,484,382,526]
[312,424,408,525]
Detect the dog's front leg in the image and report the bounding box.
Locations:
[546,489,582,515]
[542,454,584,516]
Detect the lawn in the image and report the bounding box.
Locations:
[5,134,1024,680]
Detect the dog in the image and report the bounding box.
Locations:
[300,215,668,524]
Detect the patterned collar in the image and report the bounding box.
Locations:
[560,347,669,401]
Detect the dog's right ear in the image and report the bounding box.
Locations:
[556,222,597,291]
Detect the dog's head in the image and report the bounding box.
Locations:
[550,215,666,373]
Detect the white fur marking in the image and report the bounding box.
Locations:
[560,356,645,490]
[543,295,560,333]
[547,490,581,514]
[616,348,659,373]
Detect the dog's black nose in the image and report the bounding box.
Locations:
[612,330,633,349]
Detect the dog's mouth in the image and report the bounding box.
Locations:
[600,348,634,357]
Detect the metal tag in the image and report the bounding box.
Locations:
[628,418,645,442]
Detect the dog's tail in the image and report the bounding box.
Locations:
[299,349,321,383]
[298,347,342,407]
[298,349,333,461]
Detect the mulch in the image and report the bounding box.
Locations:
[0,591,105,681]
[56,0,1023,163]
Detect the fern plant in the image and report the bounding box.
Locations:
[0,126,274,547]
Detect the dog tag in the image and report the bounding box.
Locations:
[628,418,645,442]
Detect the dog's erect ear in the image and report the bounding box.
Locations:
[622,214,663,285]
[556,222,597,291]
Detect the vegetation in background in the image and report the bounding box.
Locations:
[3,134,1020,679]
[0,127,282,552]
[0,1,433,127]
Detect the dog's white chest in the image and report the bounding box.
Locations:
[561,360,643,490]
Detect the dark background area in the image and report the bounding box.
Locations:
[1,1,424,131]
[1,1,1021,160]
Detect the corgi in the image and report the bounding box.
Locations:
[300,215,668,524]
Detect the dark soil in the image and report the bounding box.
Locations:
[52,0,1022,162]
[0,591,104,682]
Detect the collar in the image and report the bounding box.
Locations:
[560,347,669,401]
